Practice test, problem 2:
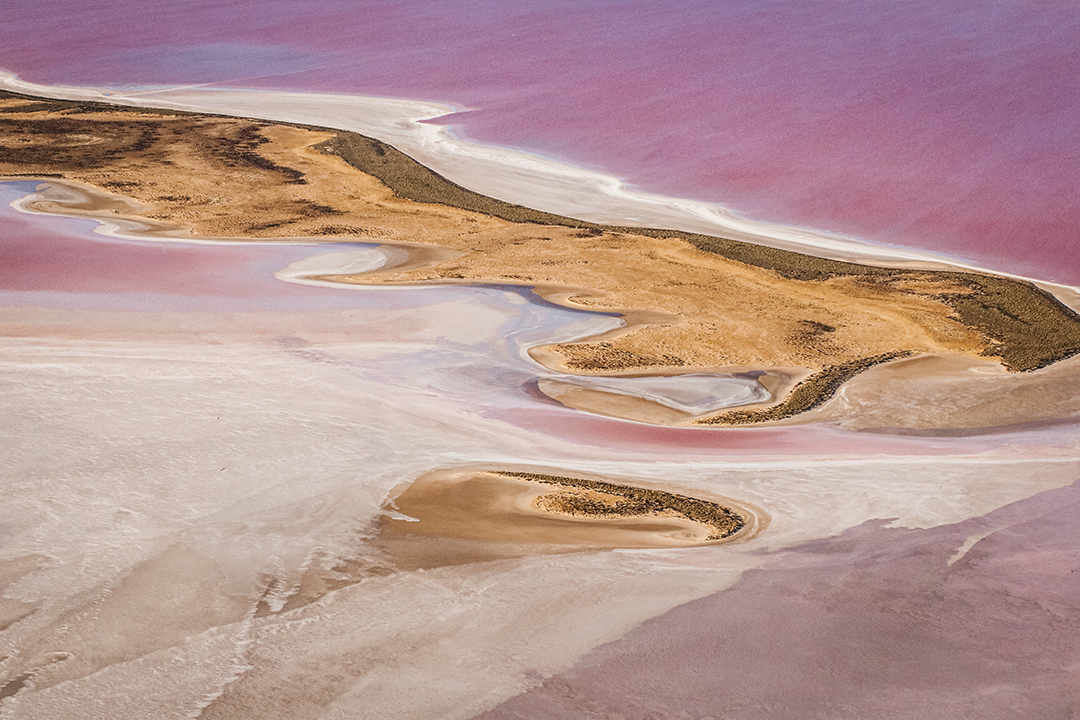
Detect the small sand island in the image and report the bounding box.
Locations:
[4,89,1080,425]
[378,469,760,569]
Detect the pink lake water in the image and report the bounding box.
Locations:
[3,0,1079,284]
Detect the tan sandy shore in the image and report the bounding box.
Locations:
[5,90,1080,427]
[788,352,1080,432]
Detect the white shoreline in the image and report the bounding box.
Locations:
[3,70,1078,308]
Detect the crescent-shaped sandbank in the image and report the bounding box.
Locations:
[377,468,765,569]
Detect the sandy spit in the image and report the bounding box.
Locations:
[2,70,1076,305]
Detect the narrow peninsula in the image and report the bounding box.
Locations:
[4,89,1080,424]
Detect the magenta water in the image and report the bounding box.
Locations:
[4,1,1080,285]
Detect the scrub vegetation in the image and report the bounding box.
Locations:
[493,471,746,540]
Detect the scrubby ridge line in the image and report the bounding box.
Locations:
[492,471,745,540]
[697,351,913,425]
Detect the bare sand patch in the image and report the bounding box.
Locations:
[537,380,698,425]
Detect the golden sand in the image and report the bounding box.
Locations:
[4,91,1079,424]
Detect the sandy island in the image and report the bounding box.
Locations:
[377,468,764,570]
[4,89,1080,425]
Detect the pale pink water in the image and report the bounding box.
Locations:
[4,0,1079,283]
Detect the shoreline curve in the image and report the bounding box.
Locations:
[2,69,1078,302]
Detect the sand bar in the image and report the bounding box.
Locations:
[537,372,772,425]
